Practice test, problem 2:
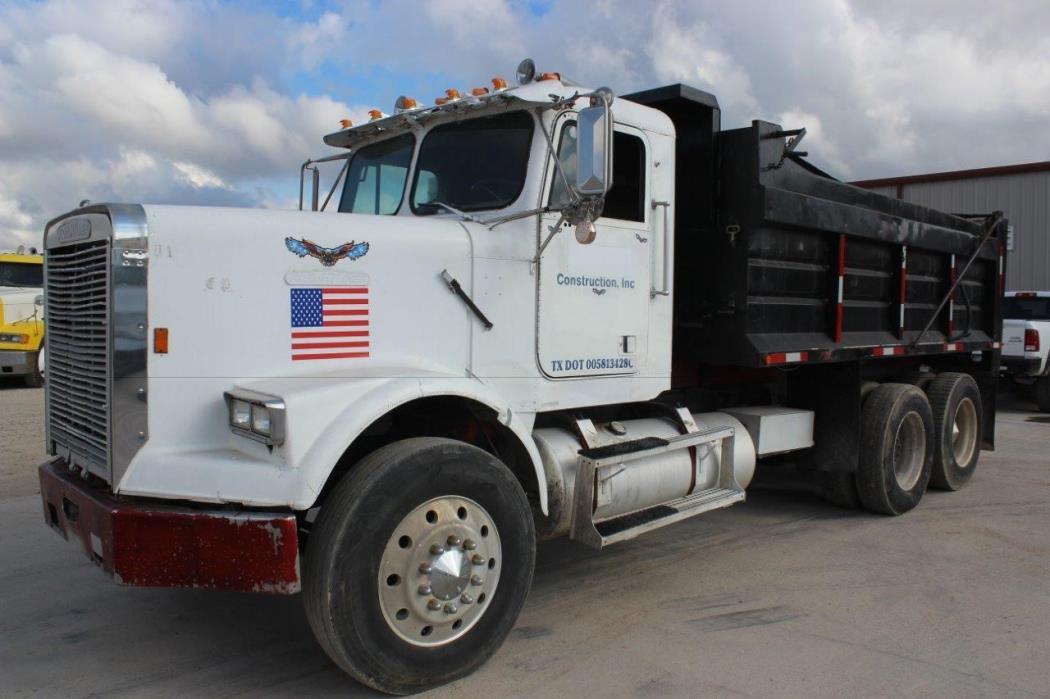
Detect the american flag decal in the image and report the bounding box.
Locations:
[290,287,369,361]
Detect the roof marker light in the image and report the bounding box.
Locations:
[538,71,561,81]
[445,88,462,100]
[395,95,418,113]
[435,97,449,106]
[471,87,489,96]
[491,77,508,90]
[368,109,385,121]
[339,118,353,128]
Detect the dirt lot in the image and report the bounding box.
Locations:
[1,381,1048,697]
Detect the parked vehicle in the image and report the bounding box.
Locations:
[0,248,45,387]
[1001,291,1050,410]
[38,60,1005,694]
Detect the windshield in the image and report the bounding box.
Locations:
[0,262,42,288]
[411,111,533,214]
[338,133,415,215]
[1004,296,1050,320]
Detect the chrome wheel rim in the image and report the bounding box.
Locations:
[378,495,501,647]
[893,411,926,491]
[952,397,978,467]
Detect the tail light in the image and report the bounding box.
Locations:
[1025,328,1040,352]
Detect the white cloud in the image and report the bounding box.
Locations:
[1,0,1048,249]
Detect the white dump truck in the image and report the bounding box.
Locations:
[40,60,1005,694]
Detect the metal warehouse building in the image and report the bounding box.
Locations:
[852,161,1050,291]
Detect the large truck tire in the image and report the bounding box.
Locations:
[303,437,536,695]
[856,383,934,515]
[1036,378,1050,413]
[23,348,44,388]
[926,373,982,491]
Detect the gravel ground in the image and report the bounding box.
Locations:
[1,385,1048,698]
[0,378,44,498]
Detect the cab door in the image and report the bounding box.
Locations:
[537,120,654,379]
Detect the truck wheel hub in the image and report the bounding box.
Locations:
[378,495,501,647]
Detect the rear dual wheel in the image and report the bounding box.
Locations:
[927,373,982,490]
[303,437,536,695]
[856,383,934,515]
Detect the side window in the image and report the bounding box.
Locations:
[602,132,646,222]
[548,125,646,223]
[338,133,415,215]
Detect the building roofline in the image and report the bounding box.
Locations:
[851,160,1050,189]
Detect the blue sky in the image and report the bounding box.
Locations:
[1,0,1048,248]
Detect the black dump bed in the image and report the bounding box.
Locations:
[626,84,1006,368]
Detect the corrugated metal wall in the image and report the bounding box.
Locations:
[860,172,1050,290]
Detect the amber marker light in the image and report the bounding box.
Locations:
[491,77,508,90]
[538,71,561,81]
[154,327,169,354]
[368,109,383,120]
[395,95,418,112]
[471,87,489,96]
[445,88,462,100]
[339,118,353,128]
[435,97,449,105]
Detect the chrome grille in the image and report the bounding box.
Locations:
[46,239,111,477]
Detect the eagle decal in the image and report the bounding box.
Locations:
[285,237,369,267]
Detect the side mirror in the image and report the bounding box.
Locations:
[575,90,613,196]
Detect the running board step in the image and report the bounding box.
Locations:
[593,488,745,546]
[570,424,744,550]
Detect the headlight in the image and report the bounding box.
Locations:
[250,404,271,436]
[230,400,251,429]
[0,333,29,344]
[223,389,286,446]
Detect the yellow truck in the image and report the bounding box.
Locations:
[0,248,44,387]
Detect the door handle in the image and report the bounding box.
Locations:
[650,200,671,298]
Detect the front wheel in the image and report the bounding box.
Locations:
[303,438,536,695]
[23,346,44,388]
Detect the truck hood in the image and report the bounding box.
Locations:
[140,204,475,457]
[0,286,43,325]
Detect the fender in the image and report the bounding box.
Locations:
[247,369,548,513]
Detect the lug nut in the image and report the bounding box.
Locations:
[470,574,483,586]
[430,544,445,555]
[471,554,485,565]
[463,539,477,550]
[460,593,473,604]
[418,584,432,595]
[418,563,432,574]
[446,535,462,547]
[444,603,458,614]
[427,599,442,611]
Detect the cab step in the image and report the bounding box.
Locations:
[593,487,745,546]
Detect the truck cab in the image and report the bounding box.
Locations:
[0,249,45,386]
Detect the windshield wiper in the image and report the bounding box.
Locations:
[417,201,481,223]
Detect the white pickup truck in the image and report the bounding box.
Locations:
[1002,291,1050,411]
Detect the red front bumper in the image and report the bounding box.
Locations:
[39,460,301,594]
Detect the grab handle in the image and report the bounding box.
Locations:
[650,199,671,298]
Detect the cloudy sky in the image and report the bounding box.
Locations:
[1,0,1048,249]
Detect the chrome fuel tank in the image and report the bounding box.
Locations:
[533,412,756,539]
